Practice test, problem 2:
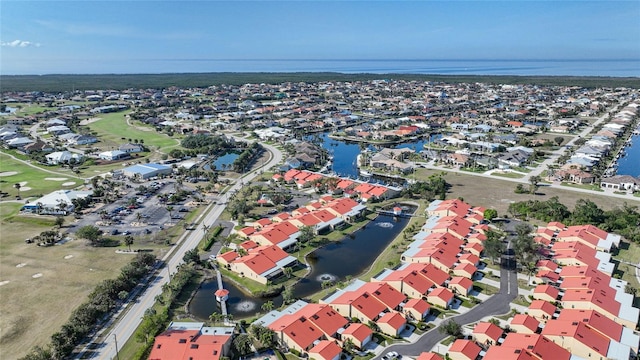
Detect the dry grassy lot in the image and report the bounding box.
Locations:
[0,215,133,359]
[415,168,631,216]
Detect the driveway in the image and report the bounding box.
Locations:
[376,253,518,357]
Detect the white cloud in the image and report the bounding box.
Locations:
[1,40,41,48]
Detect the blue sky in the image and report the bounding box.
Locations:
[1,1,639,75]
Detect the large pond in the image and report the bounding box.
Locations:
[203,152,240,171]
[189,208,415,320]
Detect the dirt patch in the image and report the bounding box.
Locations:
[0,171,18,177]
[79,117,101,126]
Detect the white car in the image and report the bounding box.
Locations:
[384,351,399,360]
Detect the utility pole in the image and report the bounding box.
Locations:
[113,333,121,360]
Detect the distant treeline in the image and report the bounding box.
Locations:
[2,72,639,92]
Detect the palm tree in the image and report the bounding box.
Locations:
[166,205,174,219]
[202,224,211,240]
[209,311,223,326]
[124,235,134,252]
[13,183,21,198]
[261,300,275,313]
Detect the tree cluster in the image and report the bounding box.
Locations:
[233,142,263,172]
[21,253,156,360]
[508,198,640,243]
[401,172,449,200]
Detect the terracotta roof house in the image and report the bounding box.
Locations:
[535,259,558,272]
[298,304,349,340]
[275,316,324,354]
[499,333,570,360]
[359,282,407,311]
[409,263,450,286]
[148,322,234,360]
[448,276,473,297]
[509,314,540,334]
[472,321,504,347]
[448,339,481,360]
[428,199,471,217]
[528,300,558,323]
[546,221,566,231]
[227,245,297,285]
[402,298,431,321]
[376,311,407,337]
[416,353,444,360]
[426,287,455,309]
[457,253,480,267]
[541,320,611,359]
[482,346,538,360]
[452,262,477,279]
[464,242,484,258]
[532,284,560,302]
[340,323,373,349]
[308,340,342,360]
[560,287,637,328]
[376,269,435,299]
[557,309,639,353]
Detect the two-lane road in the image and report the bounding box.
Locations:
[376,248,518,357]
[81,141,283,359]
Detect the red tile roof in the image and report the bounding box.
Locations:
[541,320,610,357]
[309,340,342,360]
[298,304,349,337]
[280,317,323,351]
[472,322,503,343]
[509,314,540,333]
[500,333,571,360]
[557,309,622,341]
[483,346,538,360]
[148,328,231,360]
[342,323,372,343]
[428,287,454,303]
[533,284,560,300]
[377,311,406,331]
[415,353,444,360]
[350,293,387,321]
[561,288,621,317]
[403,298,431,314]
[360,282,406,310]
[529,300,558,316]
[448,339,481,360]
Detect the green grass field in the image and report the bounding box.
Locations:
[0,152,83,199]
[86,112,181,153]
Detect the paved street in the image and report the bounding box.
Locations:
[374,248,518,358]
[78,141,283,360]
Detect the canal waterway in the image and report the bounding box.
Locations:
[616,133,640,177]
[310,132,442,178]
[189,211,413,320]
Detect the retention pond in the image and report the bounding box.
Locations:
[189,205,416,320]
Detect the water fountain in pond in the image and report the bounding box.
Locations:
[235,300,257,312]
[316,273,337,282]
[376,222,394,228]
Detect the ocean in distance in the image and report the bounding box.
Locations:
[139,59,640,77]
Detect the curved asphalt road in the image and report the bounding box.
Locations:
[377,255,518,357]
[78,140,283,360]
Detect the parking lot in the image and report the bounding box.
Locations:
[71,178,203,240]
